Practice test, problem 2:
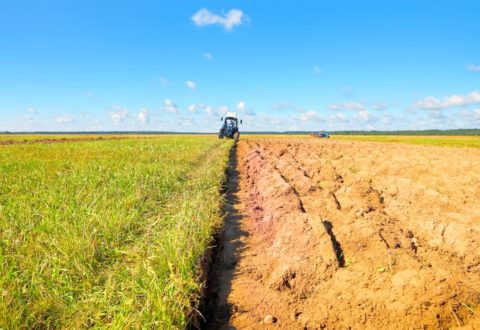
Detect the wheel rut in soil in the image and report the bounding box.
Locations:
[202,139,480,329]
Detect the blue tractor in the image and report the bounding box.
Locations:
[219,112,242,142]
[311,131,330,138]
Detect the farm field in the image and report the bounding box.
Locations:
[0,136,232,328]
[207,138,480,329]
[333,134,480,148]
[0,134,186,144]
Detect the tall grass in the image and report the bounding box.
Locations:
[0,136,232,328]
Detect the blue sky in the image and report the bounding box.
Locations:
[1,0,479,132]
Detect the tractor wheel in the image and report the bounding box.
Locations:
[233,132,240,142]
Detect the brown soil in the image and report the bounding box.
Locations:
[204,138,480,329]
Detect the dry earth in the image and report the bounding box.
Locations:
[204,138,480,329]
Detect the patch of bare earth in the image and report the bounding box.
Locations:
[205,139,480,329]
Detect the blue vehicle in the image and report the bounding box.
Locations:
[311,131,330,138]
[219,112,242,142]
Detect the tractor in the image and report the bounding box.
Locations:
[311,131,330,138]
[219,112,242,142]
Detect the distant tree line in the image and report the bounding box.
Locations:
[326,129,480,136]
[246,129,480,136]
[3,129,480,136]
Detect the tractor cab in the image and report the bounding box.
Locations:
[219,112,242,142]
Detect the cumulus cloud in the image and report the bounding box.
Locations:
[356,110,372,122]
[137,108,149,125]
[458,108,480,125]
[198,104,229,117]
[187,104,197,113]
[414,90,480,110]
[56,115,74,124]
[291,109,321,124]
[185,80,197,91]
[329,113,347,122]
[163,99,179,114]
[235,101,256,117]
[179,116,195,127]
[236,101,245,111]
[27,107,36,113]
[192,8,245,31]
[467,64,480,72]
[110,106,129,124]
[219,106,229,115]
[328,101,366,111]
[203,53,213,60]
[204,105,215,116]
[313,65,322,75]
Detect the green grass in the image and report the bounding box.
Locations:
[0,136,233,328]
[0,134,106,141]
[0,134,172,142]
[332,135,480,148]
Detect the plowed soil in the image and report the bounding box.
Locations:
[204,138,480,329]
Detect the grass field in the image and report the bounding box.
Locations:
[3,133,480,148]
[0,134,168,142]
[332,134,480,148]
[0,136,232,328]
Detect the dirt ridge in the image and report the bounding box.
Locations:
[206,139,480,329]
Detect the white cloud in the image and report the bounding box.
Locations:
[204,106,215,116]
[414,90,480,110]
[291,110,320,123]
[458,108,480,124]
[185,80,197,91]
[203,53,213,60]
[467,64,480,72]
[357,110,371,122]
[163,99,179,114]
[110,106,129,124]
[137,108,149,125]
[234,101,256,117]
[187,104,197,113]
[192,8,245,31]
[328,101,366,111]
[179,116,195,127]
[200,104,228,117]
[56,115,74,124]
[329,113,347,122]
[219,106,229,115]
[27,107,36,113]
[236,101,245,111]
[313,65,322,75]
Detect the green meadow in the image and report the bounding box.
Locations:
[0,136,232,328]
